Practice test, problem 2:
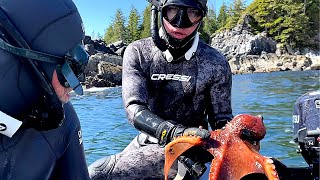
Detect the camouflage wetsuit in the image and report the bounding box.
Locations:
[89,37,232,179]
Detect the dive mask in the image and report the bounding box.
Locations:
[162,5,202,28]
[56,44,89,94]
[0,38,89,95]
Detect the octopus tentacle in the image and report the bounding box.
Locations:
[259,156,279,180]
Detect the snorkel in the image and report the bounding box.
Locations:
[147,0,168,51]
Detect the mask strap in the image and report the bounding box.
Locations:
[0,38,64,64]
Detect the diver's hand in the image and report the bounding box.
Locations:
[156,121,210,147]
[173,126,211,139]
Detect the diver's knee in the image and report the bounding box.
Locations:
[88,155,117,180]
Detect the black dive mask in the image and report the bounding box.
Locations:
[0,38,89,95]
[161,5,203,50]
[162,5,202,28]
[56,44,89,94]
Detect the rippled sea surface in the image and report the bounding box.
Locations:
[71,70,319,167]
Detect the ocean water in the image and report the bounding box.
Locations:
[71,70,320,167]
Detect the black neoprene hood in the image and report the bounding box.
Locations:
[0,0,84,118]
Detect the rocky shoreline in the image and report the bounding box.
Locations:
[210,17,320,75]
[82,21,320,88]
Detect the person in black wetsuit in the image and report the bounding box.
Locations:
[0,0,90,179]
[89,0,233,179]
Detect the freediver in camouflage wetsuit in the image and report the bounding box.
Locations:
[89,0,233,179]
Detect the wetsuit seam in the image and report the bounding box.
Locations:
[0,131,24,152]
[39,131,58,158]
[63,1,72,9]
[30,11,77,47]
[59,122,79,155]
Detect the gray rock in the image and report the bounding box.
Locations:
[85,44,97,55]
[97,62,122,85]
[310,64,320,70]
[303,58,313,68]
[84,35,94,45]
[116,46,127,57]
[94,42,115,55]
[211,25,276,59]
[285,45,295,55]
[112,40,125,49]
[108,44,117,52]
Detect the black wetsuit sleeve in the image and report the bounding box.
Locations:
[207,59,233,130]
[122,43,149,124]
[50,103,90,180]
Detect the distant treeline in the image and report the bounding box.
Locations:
[94,0,319,49]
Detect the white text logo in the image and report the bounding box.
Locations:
[151,74,192,82]
[292,115,300,124]
[78,130,83,145]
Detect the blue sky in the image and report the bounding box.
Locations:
[73,0,248,37]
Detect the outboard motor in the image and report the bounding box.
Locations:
[293,90,320,179]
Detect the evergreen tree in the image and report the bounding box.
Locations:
[224,0,246,29]
[91,30,96,40]
[246,0,312,48]
[112,9,126,42]
[245,0,276,32]
[97,32,103,40]
[305,0,320,47]
[200,5,218,42]
[279,1,310,47]
[126,6,141,43]
[217,2,229,30]
[140,5,152,38]
[104,25,116,44]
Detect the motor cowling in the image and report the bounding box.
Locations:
[292,91,319,172]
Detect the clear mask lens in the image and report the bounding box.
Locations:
[164,5,202,28]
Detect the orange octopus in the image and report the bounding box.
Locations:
[164,114,279,180]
